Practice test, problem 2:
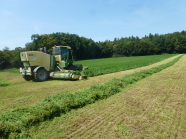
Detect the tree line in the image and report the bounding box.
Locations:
[0,31,186,69]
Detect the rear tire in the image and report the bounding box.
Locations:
[34,68,49,82]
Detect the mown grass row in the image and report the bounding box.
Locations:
[0,55,182,138]
[75,54,177,76]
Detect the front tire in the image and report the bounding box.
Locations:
[34,68,49,82]
[23,75,32,81]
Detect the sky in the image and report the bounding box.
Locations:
[0,0,186,50]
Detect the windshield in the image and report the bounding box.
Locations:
[52,47,69,61]
[52,47,61,55]
[61,47,68,60]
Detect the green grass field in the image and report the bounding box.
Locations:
[0,54,185,138]
[0,54,178,115]
[75,54,177,76]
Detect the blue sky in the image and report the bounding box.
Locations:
[0,0,186,50]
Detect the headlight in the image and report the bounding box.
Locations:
[28,67,31,72]
[19,67,23,72]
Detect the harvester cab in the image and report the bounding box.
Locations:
[20,46,87,82]
[52,46,73,69]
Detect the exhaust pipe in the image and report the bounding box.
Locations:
[40,47,47,53]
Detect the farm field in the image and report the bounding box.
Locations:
[75,54,177,76]
[0,54,178,114]
[0,54,184,138]
[28,55,186,139]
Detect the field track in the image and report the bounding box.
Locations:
[0,55,181,113]
[30,55,186,138]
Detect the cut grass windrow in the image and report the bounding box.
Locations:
[0,55,182,138]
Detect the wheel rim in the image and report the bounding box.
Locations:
[38,69,47,81]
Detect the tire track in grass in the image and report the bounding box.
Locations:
[66,96,133,138]
[93,110,126,138]
[170,94,185,138]
[84,108,124,138]
[137,75,176,126]
[130,58,186,139]
[128,56,186,139]
[168,63,186,139]
[66,105,122,138]
[56,55,186,139]
[61,96,128,137]
[64,100,126,138]
[170,107,180,139]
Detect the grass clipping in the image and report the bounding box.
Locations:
[0,55,182,138]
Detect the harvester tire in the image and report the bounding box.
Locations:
[34,68,49,82]
[23,75,32,81]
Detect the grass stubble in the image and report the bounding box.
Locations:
[0,54,179,114]
[0,55,183,138]
[30,55,186,139]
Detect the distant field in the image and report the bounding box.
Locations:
[75,54,177,76]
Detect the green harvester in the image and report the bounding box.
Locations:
[20,46,87,82]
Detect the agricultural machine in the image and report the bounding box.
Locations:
[20,46,87,82]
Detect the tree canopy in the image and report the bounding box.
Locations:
[1,31,186,69]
